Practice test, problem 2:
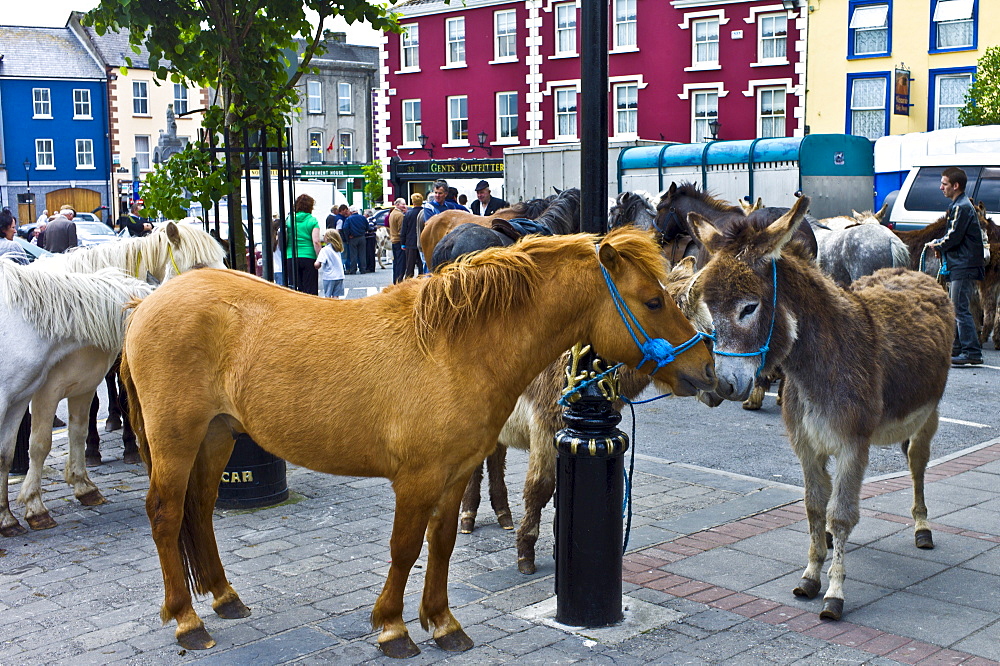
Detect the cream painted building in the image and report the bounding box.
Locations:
[69,12,207,217]
[805,0,998,140]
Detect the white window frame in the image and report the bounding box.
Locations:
[494,10,517,61]
[339,132,354,163]
[691,90,719,143]
[934,72,973,130]
[173,83,189,115]
[554,86,578,140]
[445,17,466,67]
[307,80,322,114]
[338,82,352,115]
[850,3,889,56]
[400,24,420,71]
[497,91,518,141]
[402,99,422,146]
[613,0,637,50]
[757,87,786,138]
[308,131,323,163]
[932,0,974,50]
[35,138,54,169]
[135,135,151,170]
[73,89,92,119]
[614,83,638,138]
[132,80,149,115]
[554,3,577,56]
[757,13,788,65]
[33,88,52,118]
[447,95,469,144]
[75,138,95,169]
[692,17,720,67]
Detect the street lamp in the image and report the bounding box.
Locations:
[708,119,722,141]
[414,134,434,158]
[23,158,35,223]
[471,131,493,156]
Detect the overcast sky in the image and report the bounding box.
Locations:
[3,1,383,46]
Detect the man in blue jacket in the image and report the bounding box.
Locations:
[927,166,985,366]
[342,205,369,274]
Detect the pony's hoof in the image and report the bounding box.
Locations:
[123,451,142,465]
[793,578,820,599]
[105,416,122,432]
[915,529,934,549]
[177,626,216,650]
[819,598,844,621]
[459,517,475,534]
[1,521,28,537]
[378,635,420,658]
[214,597,251,619]
[517,558,536,575]
[435,628,474,652]
[77,489,106,506]
[85,455,102,467]
[27,512,58,530]
[497,510,515,530]
[741,400,761,411]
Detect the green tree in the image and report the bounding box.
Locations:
[362,160,384,207]
[960,45,1000,127]
[85,1,398,268]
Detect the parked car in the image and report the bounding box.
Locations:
[369,208,392,228]
[11,236,53,262]
[75,221,121,246]
[887,156,1000,230]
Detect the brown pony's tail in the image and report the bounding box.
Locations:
[118,340,151,473]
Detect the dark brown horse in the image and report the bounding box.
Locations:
[688,197,952,621]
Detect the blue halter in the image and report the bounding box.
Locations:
[597,248,712,374]
[710,258,778,378]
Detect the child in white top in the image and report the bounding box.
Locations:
[315,229,346,298]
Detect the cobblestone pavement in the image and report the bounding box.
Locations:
[2,420,999,665]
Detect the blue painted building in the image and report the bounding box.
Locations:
[0,24,110,223]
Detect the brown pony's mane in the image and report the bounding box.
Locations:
[413,227,664,354]
[663,182,743,214]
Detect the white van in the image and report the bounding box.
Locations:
[888,156,1000,230]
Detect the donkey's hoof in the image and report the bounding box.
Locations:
[793,578,820,599]
[26,512,58,531]
[378,635,420,658]
[915,529,935,549]
[85,455,102,467]
[435,628,474,652]
[459,517,475,534]
[214,597,251,619]
[177,626,216,650]
[819,598,844,621]
[497,510,515,530]
[123,451,142,465]
[77,489,106,506]
[1,521,28,537]
[517,558,537,575]
[826,531,834,548]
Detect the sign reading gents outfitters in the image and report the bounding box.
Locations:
[394,159,505,177]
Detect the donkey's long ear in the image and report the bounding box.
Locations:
[760,196,809,259]
[687,212,722,255]
[874,202,889,223]
[670,255,698,279]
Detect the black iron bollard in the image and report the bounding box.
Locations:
[215,434,288,509]
[554,344,627,627]
[11,409,31,476]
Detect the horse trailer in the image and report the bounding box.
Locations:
[617,134,875,219]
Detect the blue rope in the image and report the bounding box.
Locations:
[711,258,778,378]
[622,400,637,552]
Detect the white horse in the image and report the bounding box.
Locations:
[0,264,152,536]
[2,223,227,536]
[376,225,392,269]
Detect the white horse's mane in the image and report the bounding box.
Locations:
[34,223,226,280]
[1,262,152,352]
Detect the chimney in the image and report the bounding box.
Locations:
[331,32,347,43]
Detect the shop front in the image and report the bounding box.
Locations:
[388,157,505,203]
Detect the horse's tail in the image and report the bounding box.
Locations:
[118,341,150,472]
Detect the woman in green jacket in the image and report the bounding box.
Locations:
[285,193,322,294]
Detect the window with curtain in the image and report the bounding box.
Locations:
[173,84,189,115]
[615,83,638,135]
[307,81,322,113]
[401,24,419,69]
[555,3,576,55]
[759,14,787,61]
[446,17,466,65]
[133,81,149,115]
[308,131,323,163]
[402,99,421,145]
[555,87,577,138]
[933,0,974,50]
[134,135,150,169]
[614,0,636,48]
[33,88,52,117]
[849,4,889,56]
[495,10,516,59]
[935,73,972,129]
[36,138,54,167]
[76,139,95,168]
[497,92,518,139]
[339,133,353,163]
[338,83,352,114]
[850,76,887,140]
[692,90,718,142]
[693,18,719,65]
[758,88,786,137]
[73,89,92,118]
[449,95,468,142]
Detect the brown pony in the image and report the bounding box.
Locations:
[120,227,716,657]
[688,197,953,621]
